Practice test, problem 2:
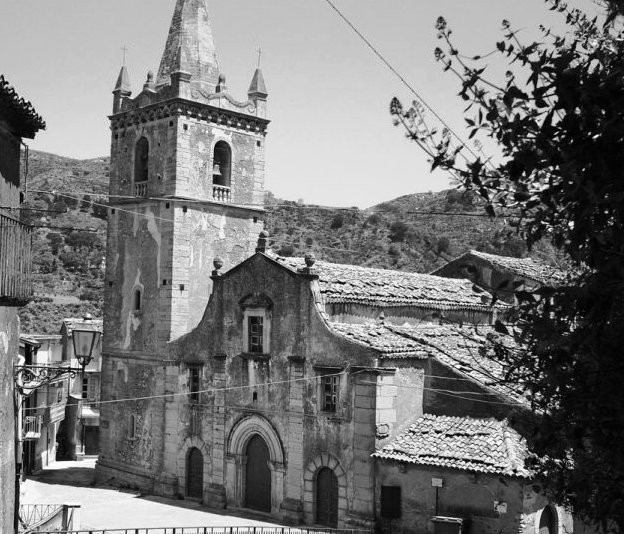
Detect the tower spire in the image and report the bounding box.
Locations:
[156,0,220,92]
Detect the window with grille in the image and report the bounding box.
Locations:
[188,366,201,403]
[321,375,339,412]
[82,378,89,399]
[248,316,264,353]
[381,486,401,519]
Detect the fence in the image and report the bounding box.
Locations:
[19,503,79,533]
[0,213,33,303]
[34,527,371,534]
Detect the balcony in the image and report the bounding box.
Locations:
[134,182,148,197]
[0,213,33,304]
[23,415,42,440]
[213,185,231,203]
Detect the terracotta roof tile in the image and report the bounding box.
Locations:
[329,321,524,402]
[275,256,504,311]
[467,250,565,286]
[374,414,531,477]
[0,75,46,138]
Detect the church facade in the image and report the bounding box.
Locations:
[97,2,572,533]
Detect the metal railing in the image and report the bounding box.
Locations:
[34,527,371,534]
[0,213,33,303]
[18,504,63,531]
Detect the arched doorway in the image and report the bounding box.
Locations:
[186,447,203,499]
[245,434,271,512]
[316,467,338,527]
[539,505,558,534]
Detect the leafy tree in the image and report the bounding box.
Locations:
[392,1,624,530]
[389,221,409,242]
[330,213,344,229]
[46,232,64,255]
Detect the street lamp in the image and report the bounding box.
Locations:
[71,313,101,372]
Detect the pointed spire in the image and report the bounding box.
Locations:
[113,65,131,94]
[248,68,268,100]
[156,0,220,92]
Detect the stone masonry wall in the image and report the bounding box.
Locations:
[0,306,18,534]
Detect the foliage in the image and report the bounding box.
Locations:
[391,1,624,529]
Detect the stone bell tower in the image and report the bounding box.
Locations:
[104,0,269,354]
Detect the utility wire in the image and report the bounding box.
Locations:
[321,0,485,166]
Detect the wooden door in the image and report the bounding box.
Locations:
[316,467,339,527]
[186,447,203,499]
[84,427,99,455]
[245,435,271,512]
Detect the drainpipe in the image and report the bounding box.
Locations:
[14,392,23,533]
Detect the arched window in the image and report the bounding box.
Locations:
[134,137,149,183]
[133,289,141,311]
[212,141,231,187]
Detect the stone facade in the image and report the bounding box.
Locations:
[97,0,268,494]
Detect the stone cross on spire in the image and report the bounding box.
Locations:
[156,0,220,92]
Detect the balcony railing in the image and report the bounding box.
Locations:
[213,185,231,203]
[0,213,33,303]
[23,415,42,440]
[134,182,148,197]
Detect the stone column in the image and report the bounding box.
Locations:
[206,354,227,508]
[281,356,305,524]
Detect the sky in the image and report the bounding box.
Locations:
[0,0,599,208]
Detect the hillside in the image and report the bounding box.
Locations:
[18,150,555,334]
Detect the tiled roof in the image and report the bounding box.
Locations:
[467,250,565,286]
[329,321,524,402]
[275,256,503,311]
[0,75,46,138]
[62,317,103,335]
[374,414,531,477]
[329,322,429,358]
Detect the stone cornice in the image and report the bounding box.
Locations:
[109,97,269,134]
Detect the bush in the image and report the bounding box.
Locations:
[330,213,344,230]
[389,221,409,242]
[278,244,295,257]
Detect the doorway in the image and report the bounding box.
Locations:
[316,467,338,527]
[186,447,203,499]
[245,434,271,512]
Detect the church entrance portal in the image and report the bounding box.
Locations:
[186,447,203,499]
[245,434,271,512]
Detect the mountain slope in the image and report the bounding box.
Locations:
[18,151,555,333]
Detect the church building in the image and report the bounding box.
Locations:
[97,2,572,533]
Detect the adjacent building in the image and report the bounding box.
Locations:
[0,74,45,533]
[18,334,65,474]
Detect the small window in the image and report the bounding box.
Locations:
[129,415,137,439]
[321,375,339,412]
[133,289,142,311]
[248,316,264,353]
[381,486,401,519]
[188,366,201,403]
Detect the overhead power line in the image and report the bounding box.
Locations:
[321,0,485,166]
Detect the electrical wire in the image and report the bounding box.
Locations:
[321,0,486,166]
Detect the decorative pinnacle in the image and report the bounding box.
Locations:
[212,256,224,277]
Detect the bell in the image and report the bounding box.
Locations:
[212,163,222,177]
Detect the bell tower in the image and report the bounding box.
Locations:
[104,0,269,354]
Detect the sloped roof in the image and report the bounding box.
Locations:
[329,322,429,358]
[374,414,531,477]
[464,250,565,286]
[329,321,523,402]
[0,75,46,138]
[275,256,503,311]
[62,317,103,335]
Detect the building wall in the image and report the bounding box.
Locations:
[376,461,552,534]
[0,121,24,533]
[0,306,19,533]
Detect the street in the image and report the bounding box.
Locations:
[21,459,280,531]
